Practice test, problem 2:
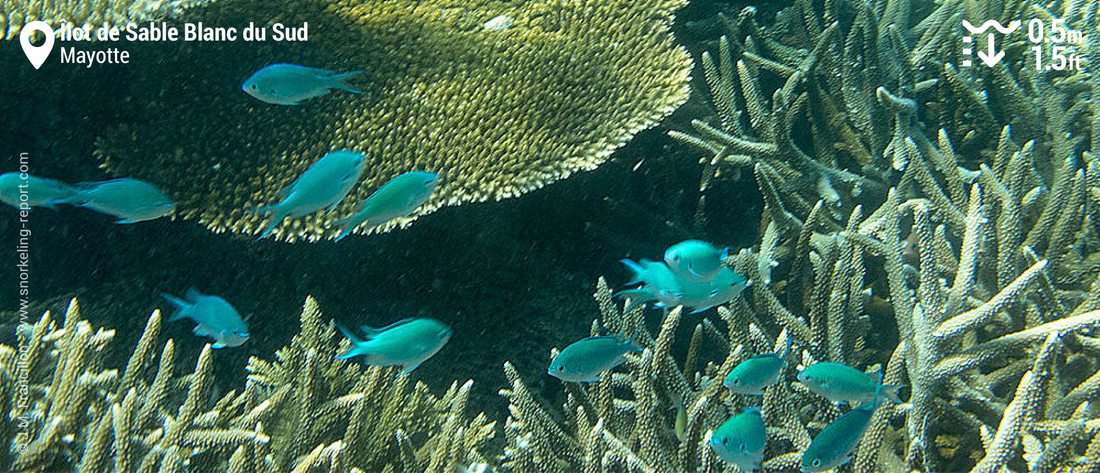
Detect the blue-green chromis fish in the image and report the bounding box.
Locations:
[710,407,767,471]
[617,259,747,314]
[548,335,641,382]
[800,393,883,472]
[0,172,75,209]
[665,239,730,282]
[797,362,902,405]
[724,335,791,395]
[616,258,684,311]
[676,267,749,314]
[255,150,366,239]
[162,289,249,349]
[333,171,439,241]
[337,318,452,375]
[243,63,364,105]
[68,178,174,223]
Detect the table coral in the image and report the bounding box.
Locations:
[94,0,692,241]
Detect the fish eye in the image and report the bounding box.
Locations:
[249,84,257,90]
[739,443,746,451]
[721,438,729,446]
[812,459,821,467]
[731,378,739,385]
[557,366,565,372]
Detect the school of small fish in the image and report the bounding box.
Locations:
[5,55,908,469]
[541,239,903,471]
[3,61,444,356]
[707,333,903,472]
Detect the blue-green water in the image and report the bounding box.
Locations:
[2,0,1098,471]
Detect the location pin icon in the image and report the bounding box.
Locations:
[20,21,55,70]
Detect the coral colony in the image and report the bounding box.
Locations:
[3,0,1100,470]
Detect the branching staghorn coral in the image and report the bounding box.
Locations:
[667,0,1100,470]
[0,299,263,471]
[672,0,1097,248]
[234,296,496,472]
[500,278,859,472]
[500,183,1098,472]
[0,296,494,472]
[92,0,693,241]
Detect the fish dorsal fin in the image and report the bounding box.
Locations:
[582,335,622,342]
[585,334,642,352]
[276,172,307,200]
[336,323,364,345]
[361,317,416,338]
[72,181,102,192]
[184,287,204,301]
[275,183,294,201]
[580,334,631,347]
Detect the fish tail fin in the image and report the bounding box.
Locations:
[44,184,78,208]
[866,368,890,408]
[335,323,366,359]
[58,187,91,207]
[330,71,365,94]
[332,214,367,242]
[623,335,643,353]
[613,288,653,313]
[619,258,645,284]
[779,333,793,359]
[253,203,278,215]
[161,293,188,321]
[336,323,363,344]
[882,383,905,404]
[256,206,289,240]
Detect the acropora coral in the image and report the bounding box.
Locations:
[94,0,692,241]
[661,0,1100,470]
[4,0,1100,470]
[0,297,495,472]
